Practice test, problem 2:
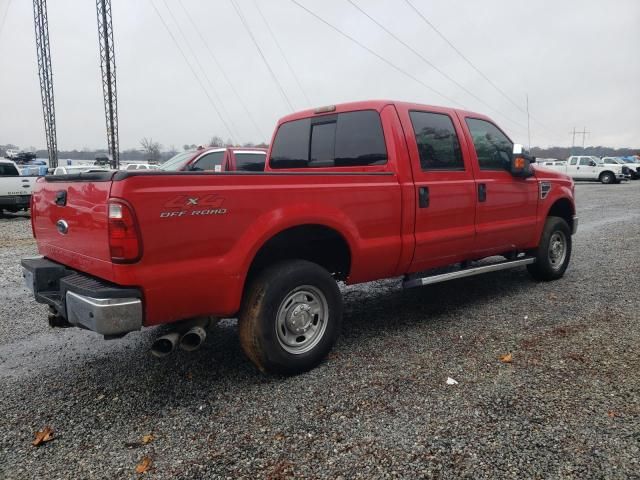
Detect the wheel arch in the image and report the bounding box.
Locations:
[245,223,353,284]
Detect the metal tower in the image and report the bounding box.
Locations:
[96,0,119,168]
[32,0,58,168]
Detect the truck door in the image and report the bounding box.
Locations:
[400,109,477,271]
[576,157,596,179]
[462,117,539,256]
[567,157,580,178]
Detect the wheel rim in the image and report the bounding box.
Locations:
[602,174,612,184]
[275,285,329,355]
[548,230,567,270]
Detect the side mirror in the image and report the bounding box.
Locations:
[510,144,535,178]
[589,161,597,166]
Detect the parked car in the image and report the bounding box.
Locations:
[618,157,640,179]
[0,159,34,214]
[159,146,267,172]
[22,100,577,374]
[4,149,20,159]
[598,157,632,179]
[546,156,626,184]
[122,163,158,171]
[52,165,110,175]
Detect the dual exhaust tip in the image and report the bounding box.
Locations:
[150,324,208,358]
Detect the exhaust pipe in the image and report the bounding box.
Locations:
[150,332,180,358]
[179,326,207,352]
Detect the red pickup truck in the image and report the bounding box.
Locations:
[22,100,577,374]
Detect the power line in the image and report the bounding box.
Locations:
[0,0,11,39]
[176,0,267,141]
[149,0,235,142]
[160,0,241,142]
[403,0,558,139]
[404,0,525,114]
[289,0,464,108]
[253,0,311,107]
[346,0,528,132]
[230,0,295,112]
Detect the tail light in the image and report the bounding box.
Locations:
[30,194,36,238]
[108,199,142,263]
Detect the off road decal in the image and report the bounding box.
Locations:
[160,194,227,218]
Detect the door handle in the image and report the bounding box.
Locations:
[418,186,429,208]
[478,183,487,202]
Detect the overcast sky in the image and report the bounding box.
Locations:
[0,0,638,151]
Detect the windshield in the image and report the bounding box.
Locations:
[159,151,195,171]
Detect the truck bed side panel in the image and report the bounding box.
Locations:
[110,173,402,324]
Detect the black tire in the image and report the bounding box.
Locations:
[527,216,572,281]
[599,172,614,184]
[239,260,343,375]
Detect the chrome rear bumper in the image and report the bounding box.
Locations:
[21,257,143,337]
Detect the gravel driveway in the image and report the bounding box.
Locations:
[1,182,638,479]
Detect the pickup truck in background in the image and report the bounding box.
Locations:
[159,146,267,172]
[0,159,34,214]
[551,155,626,184]
[21,100,577,374]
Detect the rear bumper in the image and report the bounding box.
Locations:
[21,257,142,337]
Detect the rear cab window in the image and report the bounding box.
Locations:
[269,110,388,169]
[409,111,464,171]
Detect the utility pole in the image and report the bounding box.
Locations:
[96,0,119,168]
[578,126,590,150]
[32,0,58,168]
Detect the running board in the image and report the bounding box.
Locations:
[403,257,535,289]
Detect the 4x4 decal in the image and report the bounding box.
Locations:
[160,194,227,218]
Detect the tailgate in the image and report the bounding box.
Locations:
[32,174,114,273]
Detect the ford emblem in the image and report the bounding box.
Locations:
[56,219,69,235]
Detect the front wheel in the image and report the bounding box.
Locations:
[527,216,572,281]
[600,172,614,184]
[239,260,343,375]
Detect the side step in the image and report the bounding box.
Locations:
[403,257,535,289]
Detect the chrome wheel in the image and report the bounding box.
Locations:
[548,231,567,271]
[275,285,328,355]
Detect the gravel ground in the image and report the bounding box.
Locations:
[0,182,639,479]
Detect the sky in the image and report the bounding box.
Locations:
[0,0,638,151]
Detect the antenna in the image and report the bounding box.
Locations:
[526,94,531,150]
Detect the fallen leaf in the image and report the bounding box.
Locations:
[608,411,619,418]
[185,372,193,380]
[142,434,155,444]
[499,353,513,363]
[274,432,285,441]
[32,426,54,447]
[135,456,152,474]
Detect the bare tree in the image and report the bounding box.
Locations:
[140,137,162,162]
[209,136,224,147]
[168,145,178,157]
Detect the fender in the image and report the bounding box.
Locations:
[534,184,575,243]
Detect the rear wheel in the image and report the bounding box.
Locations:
[599,172,614,184]
[527,216,572,281]
[239,260,342,375]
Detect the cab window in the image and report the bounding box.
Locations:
[192,151,225,171]
[465,118,513,170]
[270,110,387,168]
[409,111,463,170]
[578,158,592,166]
